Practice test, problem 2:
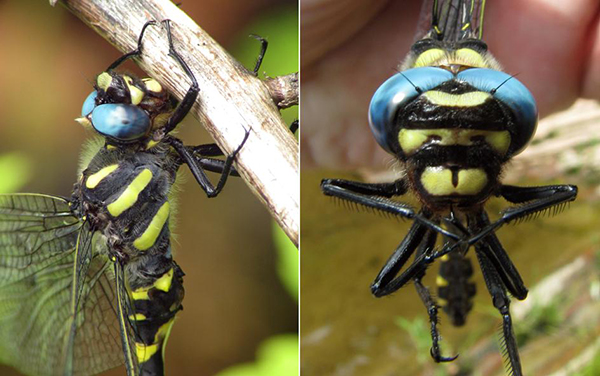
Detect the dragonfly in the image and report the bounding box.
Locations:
[321,0,577,374]
[0,20,268,376]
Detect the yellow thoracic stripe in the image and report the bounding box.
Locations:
[107,169,153,217]
[86,164,119,189]
[423,90,491,107]
[420,167,488,196]
[134,202,170,251]
[131,268,174,300]
[398,129,510,156]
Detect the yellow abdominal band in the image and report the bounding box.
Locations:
[135,318,176,363]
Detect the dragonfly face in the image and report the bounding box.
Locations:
[368,36,538,209]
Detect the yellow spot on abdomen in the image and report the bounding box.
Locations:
[154,268,174,292]
[421,167,488,196]
[107,169,153,217]
[134,202,170,251]
[129,313,147,321]
[131,268,174,300]
[436,275,449,287]
[86,164,119,189]
[135,318,176,364]
[136,342,159,363]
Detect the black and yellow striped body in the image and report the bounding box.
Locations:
[74,141,184,374]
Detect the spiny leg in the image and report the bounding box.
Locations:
[471,211,528,300]
[412,228,459,362]
[161,19,200,134]
[106,20,157,71]
[289,119,298,134]
[473,242,523,376]
[321,179,460,241]
[167,130,249,197]
[427,183,578,262]
[371,218,430,296]
[249,34,268,75]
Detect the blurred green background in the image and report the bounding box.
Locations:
[0,0,298,375]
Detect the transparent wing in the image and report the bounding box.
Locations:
[114,261,140,376]
[0,194,135,375]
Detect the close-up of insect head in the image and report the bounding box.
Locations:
[0,1,298,376]
[301,0,600,375]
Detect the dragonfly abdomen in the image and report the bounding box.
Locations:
[436,251,476,326]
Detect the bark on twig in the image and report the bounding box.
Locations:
[58,0,299,245]
[266,73,299,109]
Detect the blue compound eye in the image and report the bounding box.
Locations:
[458,68,538,156]
[90,104,150,141]
[81,91,98,117]
[368,67,454,154]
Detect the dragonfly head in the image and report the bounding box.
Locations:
[76,71,175,145]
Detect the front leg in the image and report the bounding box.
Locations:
[321,179,460,240]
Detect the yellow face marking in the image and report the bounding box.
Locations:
[107,169,153,217]
[124,76,144,105]
[457,169,489,195]
[86,164,119,189]
[106,144,117,150]
[97,72,112,91]
[414,48,446,67]
[142,78,162,93]
[398,129,511,155]
[440,254,450,262]
[423,91,491,107]
[436,275,449,287]
[134,202,170,250]
[420,167,488,196]
[75,116,92,128]
[130,268,174,301]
